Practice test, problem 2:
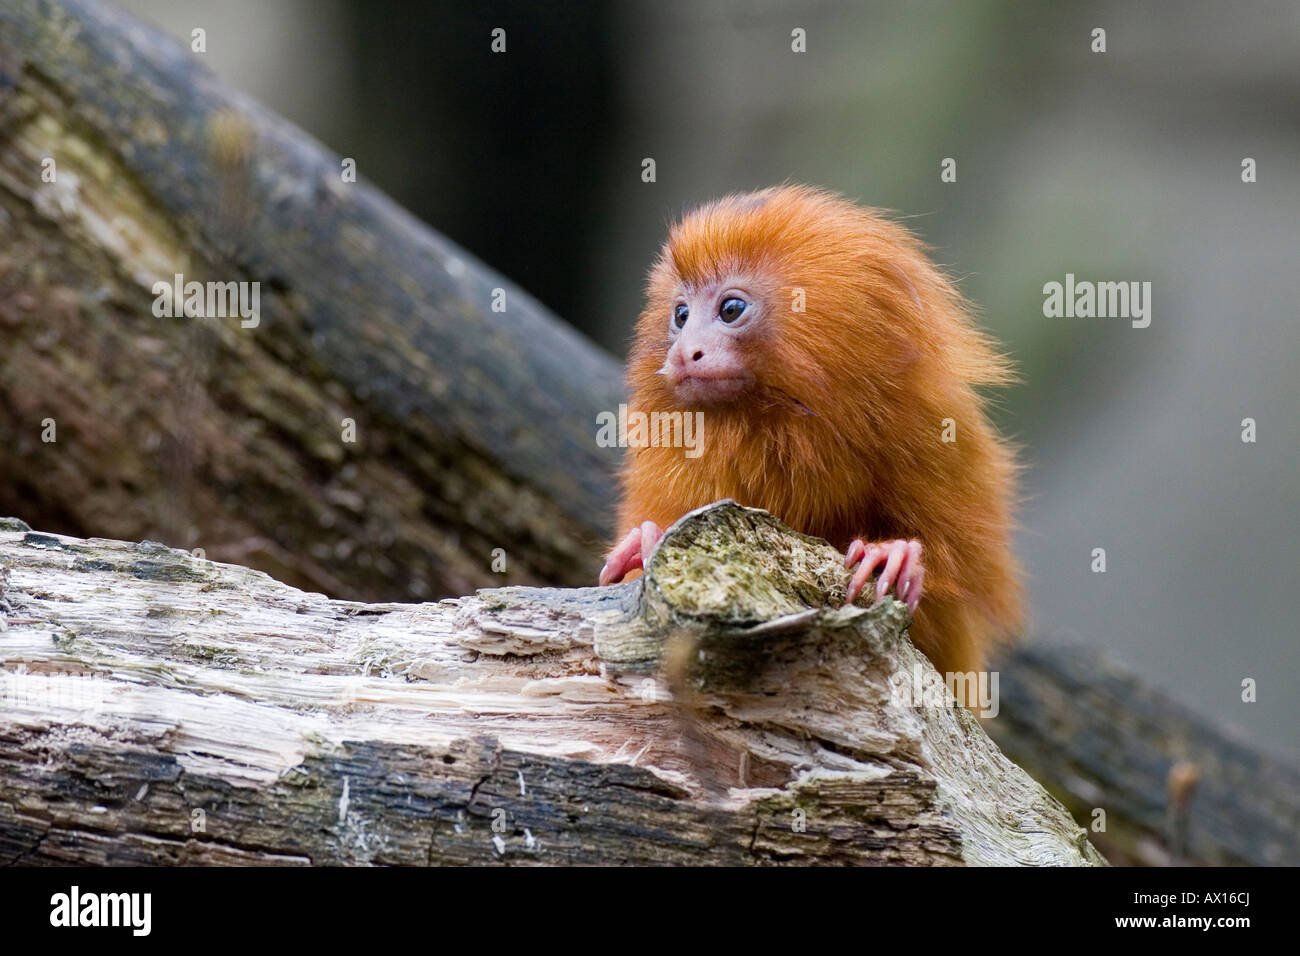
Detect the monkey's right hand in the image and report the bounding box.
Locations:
[599,521,664,585]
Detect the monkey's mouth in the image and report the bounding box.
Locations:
[672,373,752,405]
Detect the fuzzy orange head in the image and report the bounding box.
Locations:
[628,184,1011,423]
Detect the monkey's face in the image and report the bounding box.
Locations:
[659,275,764,406]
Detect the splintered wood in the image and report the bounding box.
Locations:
[0,505,1104,865]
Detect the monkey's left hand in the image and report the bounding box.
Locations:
[845,538,924,613]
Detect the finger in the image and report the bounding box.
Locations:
[599,527,643,585]
[896,540,922,604]
[844,538,866,568]
[905,567,925,613]
[875,540,908,605]
[639,520,665,570]
[846,543,884,603]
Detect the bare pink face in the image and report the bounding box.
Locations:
[660,275,762,406]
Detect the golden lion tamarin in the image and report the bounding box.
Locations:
[600,185,1022,683]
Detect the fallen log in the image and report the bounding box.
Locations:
[0,0,622,602]
[987,642,1300,867]
[0,504,1105,866]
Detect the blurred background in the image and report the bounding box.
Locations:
[114,0,1299,756]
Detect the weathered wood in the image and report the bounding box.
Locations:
[987,642,1300,867]
[0,505,1105,866]
[0,0,623,602]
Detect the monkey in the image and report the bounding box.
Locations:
[599,185,1022,692]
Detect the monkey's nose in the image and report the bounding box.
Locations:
[691,349,704,362]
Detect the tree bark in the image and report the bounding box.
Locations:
[985,642,1300,867]
[0,504,1106,866]
[0,0,622,604]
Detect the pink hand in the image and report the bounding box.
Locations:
[599,520,665,585]
[844,538,924,613]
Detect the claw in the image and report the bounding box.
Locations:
[845,537,924,612]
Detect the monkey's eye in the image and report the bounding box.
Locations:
[719,297,747,323]
[672,304,689,329]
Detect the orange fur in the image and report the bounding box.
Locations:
[615,185,1023,679]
